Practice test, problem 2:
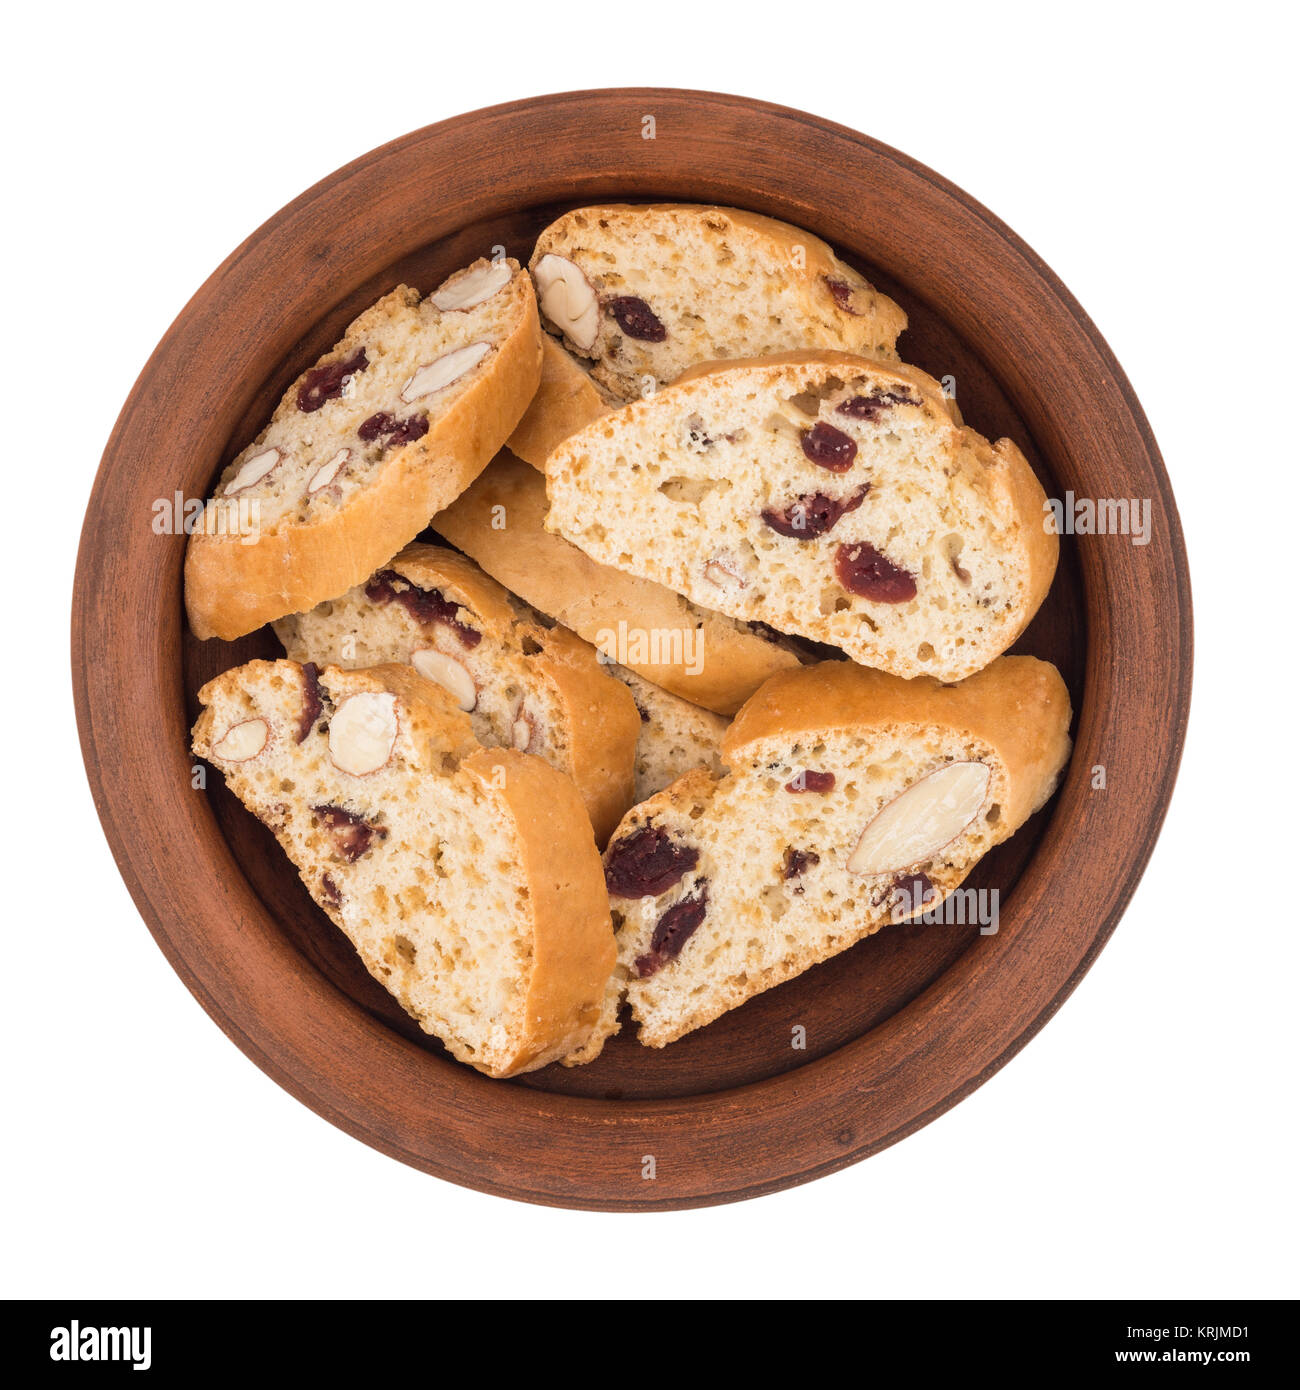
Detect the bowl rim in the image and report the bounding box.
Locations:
[72,87,1192,1210]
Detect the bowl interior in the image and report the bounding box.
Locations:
[182,197,1086,1102]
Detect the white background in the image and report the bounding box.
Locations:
[4,0,1295,1300]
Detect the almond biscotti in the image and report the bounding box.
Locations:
[509,204,906,466]
[545,352,1058,683]
[274,543,639,842]
[185,258,542,641]
[596,657,1071,1050]
[192,659,614,1076]
[434,450,800,714]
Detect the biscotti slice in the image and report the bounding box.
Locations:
[433,449,799,714]
[511,204,906,466]
[185,258,542,641]
[274,543,639,842]
[532,203,906,399]
[507,335,618,468]
[545,352,1058,683]
[611,663,728,803]
[192,660,614,1076]
[601,657,1072,1048]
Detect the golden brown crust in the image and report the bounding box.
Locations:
[671,347,951,409]
[971,432,1060,648]
[724,656,1073,831]
[387,542,522,633]
[193,660,614,1078]
[462,747,616,1075]
[522,622,640,844]
[506,335,612,470]
[434,450,799,715]
[376,543,638,842]
[184,278,543,641]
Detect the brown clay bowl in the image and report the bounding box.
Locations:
[72,89,1192,1210]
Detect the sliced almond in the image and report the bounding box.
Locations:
[400,341,491,403]
[704,556,745,588]
[848,761,990,877]
[534,254,599,351]
[328,692,399,775]
[306,448,350,494]
[431,260,512,311]
[511,713,533,751]
[225,447,281,496]
[411,648,477,711]
[211,718,268,762]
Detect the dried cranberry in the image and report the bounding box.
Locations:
[297,663,323,743]
[785,770,835,793]
[634,885,709,978]
[358,410,429,449]
[358,411,396,441]
[313,804,386,863]
[320,873,342,907]
[836,388,917,422]
[782,847,820,881]
[834,542,917,602]
[800,422,857,471]
[761,485,869,539]
[605,825,699,899]
[634,701,650,724]
[297,348,368,413]
[824,277,861,314]
[606,295,667,342]
[386,414,429,447]
[892,872,936,918]
[364,570,482,649]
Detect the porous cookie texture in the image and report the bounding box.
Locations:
[610,663,728,803]
[434,449,799,714]
[545,352,1058,682]
[185,259,542,640]
[592,658,1071,1051]
[528,204,906,401]
[274,543,640,843]
[192,660,615,1076]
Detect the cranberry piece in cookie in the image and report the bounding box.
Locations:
[801,422,857,471]
[634,885,710,978]
[605,825,700,899]
[607,295,667,342]
[297,663,323,743]
[836,388,918,423]
[297,348,368,413]
[364,571,482,649]
[785,770,835,793]
[835,542,917,603]
[761,485,869,539]
[313,805,387,863]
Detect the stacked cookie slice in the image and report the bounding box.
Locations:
[186,204,1070,1075]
